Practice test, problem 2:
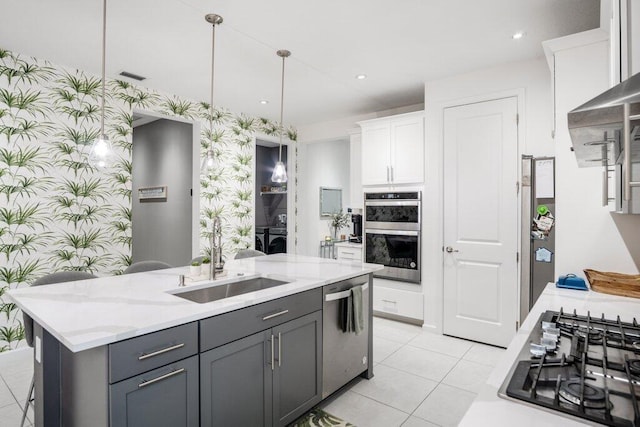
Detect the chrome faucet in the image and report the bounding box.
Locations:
[210,216,222,280]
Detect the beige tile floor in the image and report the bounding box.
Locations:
[0,347,34,427]
[0,317,505,427]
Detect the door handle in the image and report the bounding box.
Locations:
[386,166,390,182]
[445,246,459,253]
[270,334,274,371]
[277,332,282,367]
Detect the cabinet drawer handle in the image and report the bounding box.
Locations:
[262,309,289,321]
[138,368,185,388]
[341,251,354,255]
[138,343,185,361]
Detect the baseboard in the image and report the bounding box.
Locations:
[373,311,423,326]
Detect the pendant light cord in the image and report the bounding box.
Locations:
[210,22,216,136]
[278,54,285,161]
[100,0,107,136]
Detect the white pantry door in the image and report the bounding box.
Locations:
[443,97,519,348]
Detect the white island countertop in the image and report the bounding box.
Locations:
[7,254,382,353]
[459,284,640,426]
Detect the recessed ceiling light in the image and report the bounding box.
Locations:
[259,100,269,105]
[355,74,367,80]
[512,32,525,40]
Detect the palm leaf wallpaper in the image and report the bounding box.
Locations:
[0,48,297,352]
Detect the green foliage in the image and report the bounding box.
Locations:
[163,98,195,118]
[57,72,102,97]
[57,177,107,201]
[0,59,55,85]
[0,146,49,172]
[0,203,46,229]
[0,48,299,351]
[57,126,100,147]
[0,118,53,141]
[0,259,42,285]
[0,326,23,344]
[0,232,50,258]
[330,212,350,229]
[0,175,52,200]
[235,115,255,131]
[0,88,51,117]
[57,229,107,251]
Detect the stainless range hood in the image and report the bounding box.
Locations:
[567,71,640,167]
[568,72,640,213]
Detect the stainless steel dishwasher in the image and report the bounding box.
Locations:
[322,274,371,399]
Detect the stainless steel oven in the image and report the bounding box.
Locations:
[364,192,421,283]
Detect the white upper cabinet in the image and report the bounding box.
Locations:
[358,111,424,186]
[360,121,391,185]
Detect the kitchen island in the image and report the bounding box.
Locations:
[8,254,382,427]
[459,283,640,426]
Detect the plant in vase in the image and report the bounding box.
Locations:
[330,212,350,240]
[190,261,201,277]
[201,257,211,274]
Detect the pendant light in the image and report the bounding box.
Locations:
[201,13,223,177]
[88,0,114,169]
[271,49,290,183]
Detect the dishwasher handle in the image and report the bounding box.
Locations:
[325,283,369,302]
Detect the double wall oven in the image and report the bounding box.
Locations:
[364,192,421,283]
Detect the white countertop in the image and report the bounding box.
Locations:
[459,284,640,426]
[7,254,382,353]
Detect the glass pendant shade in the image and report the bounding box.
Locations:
[88,134,113,168]
[201,149,216,176]
[271,160,287,183]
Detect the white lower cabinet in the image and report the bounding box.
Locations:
[372,279,423,322]
[335,243,362,261]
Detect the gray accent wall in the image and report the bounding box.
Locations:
[132,119,193,267]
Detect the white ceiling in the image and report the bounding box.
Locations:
[1,0,600,127]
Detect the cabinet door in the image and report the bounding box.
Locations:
[361,122,391,185]
[272,311,322,426]
[390,115,424,184]
[109,355,199,427]
[200,330,273,427]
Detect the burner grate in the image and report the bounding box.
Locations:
[505,309,640,427]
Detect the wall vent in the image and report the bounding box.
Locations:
[118,71,146,81]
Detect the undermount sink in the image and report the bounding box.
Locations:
[172,276,290,304]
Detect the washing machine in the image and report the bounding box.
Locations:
[255,227,268,253]
[267,227,287,254]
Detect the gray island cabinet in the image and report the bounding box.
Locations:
[27,266,373,427]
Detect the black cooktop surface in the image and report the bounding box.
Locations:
[503,309,640,426]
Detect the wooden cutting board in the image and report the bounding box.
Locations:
[584,269,640,299]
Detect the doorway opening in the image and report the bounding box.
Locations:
[131,112,198,267]
[255,139,288,254]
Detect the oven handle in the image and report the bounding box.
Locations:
[365,229,419,236]
[364,200,420,207]
[325,283,369,302]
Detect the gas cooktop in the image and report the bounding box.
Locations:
[499,309,640,426]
